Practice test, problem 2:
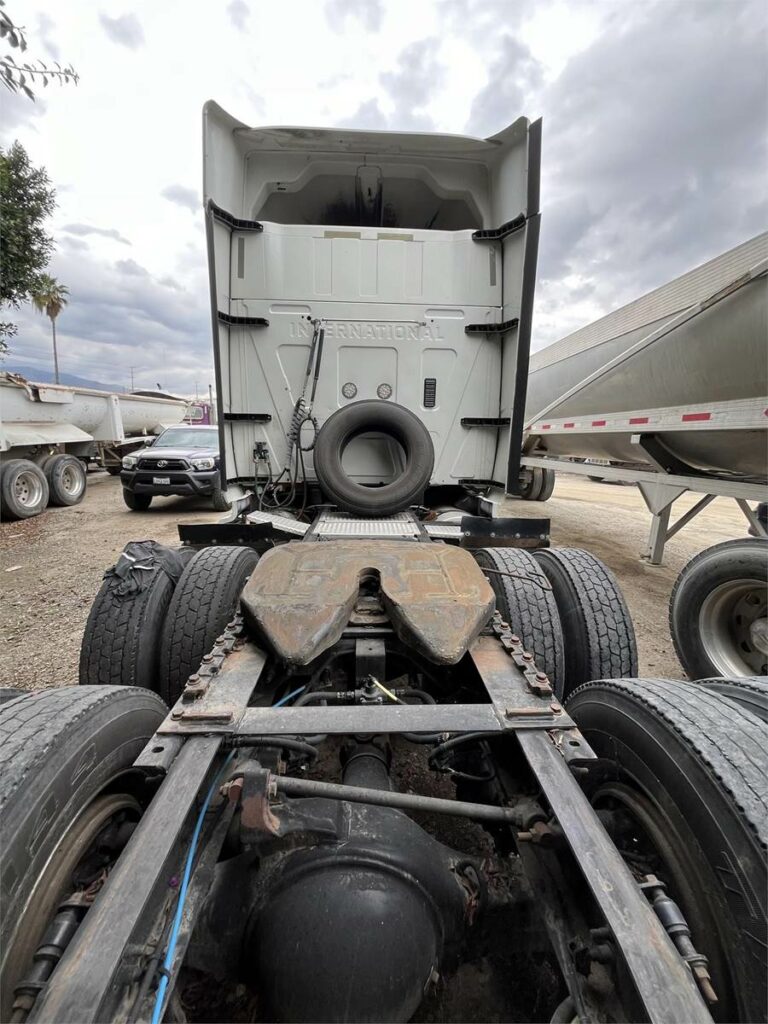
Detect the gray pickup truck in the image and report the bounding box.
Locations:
[120,424,229,511]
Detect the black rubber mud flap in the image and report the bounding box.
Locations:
[568,678,768,1024]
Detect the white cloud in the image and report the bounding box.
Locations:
[98,11,145,49]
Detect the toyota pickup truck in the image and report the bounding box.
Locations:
[119,423,229,511]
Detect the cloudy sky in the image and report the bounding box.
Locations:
[2,0,766,394]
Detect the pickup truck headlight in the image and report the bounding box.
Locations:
[191,457,216,470]
[122,455,138,469]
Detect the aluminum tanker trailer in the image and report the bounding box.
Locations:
[0,373,187,519]
[520,231,768,563]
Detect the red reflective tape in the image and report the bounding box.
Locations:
[563,422,575,428]
[681,412,711,422]
[591,420,606,427]
[629,416,649,425]
[541,424,551,430]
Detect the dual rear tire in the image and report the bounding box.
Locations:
[474,546,638,699]
[79,544,258,704]
[568,678,767,1024]
[0,686,166,1022]
[0,456,86,520]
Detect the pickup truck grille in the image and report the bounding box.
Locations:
[137,457,188,471]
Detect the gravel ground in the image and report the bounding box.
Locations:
[0,470,752,690]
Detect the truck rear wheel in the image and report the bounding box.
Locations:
[159,545,260,704]
[670,539,768,679]
[0,459,49,520]
[0,686,166,1022]
[568,678,768,1024]
[123,488,152,511]
[531,547,637,695]
[79,542,187,692]
[43,454,87,506]
[313,400,434,516]
[694,676,768,723]
[472,547,565,696]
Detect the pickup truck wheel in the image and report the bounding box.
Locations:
[211,483,231,512]
[159,545,260,704]
[43,454,87,506]
[313,400,434,516]
[79,542,186,692]
[472,547,565,696]
[670,539,768,678]
[0,686,165,1023]
[105,464,122,476]
[531,547,637,695]
[568,678,768,1024]
[0,459,49,520]
[123,488,152,511]
[694,676,768,723]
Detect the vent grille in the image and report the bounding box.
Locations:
[423,378,437,408]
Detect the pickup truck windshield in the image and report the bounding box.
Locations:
[154,428,217,448]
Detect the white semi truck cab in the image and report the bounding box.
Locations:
[203,102,542,515]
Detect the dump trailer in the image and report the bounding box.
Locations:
[521,233,768,562]
[1,107,766,1024]
[0,373,188,519]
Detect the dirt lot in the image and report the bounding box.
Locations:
[0,471,752,689]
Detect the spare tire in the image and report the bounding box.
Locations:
[313,400,434,516]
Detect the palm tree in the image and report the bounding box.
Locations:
[32,276,69,384]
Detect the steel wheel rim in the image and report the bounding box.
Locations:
[591,780,730,1014]
[2,792,141,1022]
[14,471,44,508]
[61,464,84,498]
[699,578,768,676]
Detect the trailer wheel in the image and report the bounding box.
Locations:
[43,453,87,506]
[518,467,544,500]
[472,547,565,696]
[159,545,260,704]
[567,678,767,1024]
[0,686,166,1022]
[313,400,434,516]
[536,468,555,502]
[670,538,768,678]
[0,459,49,520]
[531,548,637,695]
[694,676,768,723]
[123,488,152,511]
[79,543,186,691]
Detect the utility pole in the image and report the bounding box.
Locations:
[129,366,136,391]
[208,383,216,424]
